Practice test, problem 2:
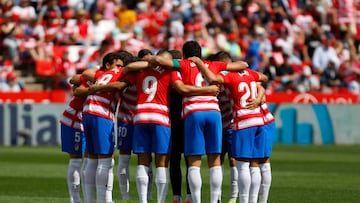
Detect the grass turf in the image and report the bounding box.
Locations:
[0,145,360,202]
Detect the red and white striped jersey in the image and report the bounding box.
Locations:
[83,68,123,120]
[178,59,227,118]
[218,84,233,129]
[125,67,179,126]
[60,75,88,131]
[334,0,356,24]
[261,103,275,124]
[117,84,137,124]
[220,69,264,130]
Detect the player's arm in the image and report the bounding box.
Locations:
[88,79,130,94]
[148,55,178,69]
[172,80,219,96]
[225,60,249,72]
[69,74,81,86]
[189,56,224,85]
[124,61,150,74]
[82,67,100,83]
[72,83,90,96]
[246,83,265,110]
[257,71,269,83]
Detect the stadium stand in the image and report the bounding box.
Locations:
[0,0,359,102]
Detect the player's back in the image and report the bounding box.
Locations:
[178,59,227,118]
[83,68,123,120]
[221,69,264,130]
[118,84,137,124]
[133,66,175,126]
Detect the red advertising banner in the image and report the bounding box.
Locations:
[0,91,67,103]
[266,92,358,104]
[0,91,358,104]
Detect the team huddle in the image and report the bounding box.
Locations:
[59,40,276,203]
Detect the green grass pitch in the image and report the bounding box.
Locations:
[0,145,360,203]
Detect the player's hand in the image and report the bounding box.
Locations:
[208,85,220,96]
[88,84,100,94]
[246,98,260,110]
[188,56,203,65]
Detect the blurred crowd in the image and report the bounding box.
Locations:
[1,0,360,97]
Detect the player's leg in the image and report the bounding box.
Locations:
[258,121,275,203]
[258,158,271,203]
[228,155,238,203]
[133,124,152,203]
[184,112,207,203]
[170,150,182,202]
[232,127,258,203]
[249,160,261,203]
[249,126,267,203]
[184,156,192,203]
[93,117,115,203]
[205,111,223,203]
[223,129,239,203]
[81,114,97,203]
[61,124,84,203]
[153,124,171,203]
[169,116,184,203]
[147,156,154,202]
[117,121,134,201]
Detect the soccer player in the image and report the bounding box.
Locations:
[168,49,192,203]
[207,51,239,203]
[257,101,275,203]
[123,49,220,203]
[60,74,90,203]
[192,55,268,203]
[82,51,133,203]
[116,49,152,202]
[144,41,248,203]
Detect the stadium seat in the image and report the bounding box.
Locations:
[35,60,56,76]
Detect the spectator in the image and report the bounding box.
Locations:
[320,59,344,88]
[0,71,24,92]
[87,12,114,46]
[275,53,297,92]
[87,38,114,68]
[37,0,62,25]
[73,9,91,45]
[57,9,81,45]
[312,32,341,74]
[54,48,76,91]
[74,48,88,73]
[114,1,136,33]
[1,12,21,65]
[246,32,262,71]
[296,65,320,92]
[10,0,37,23]
[0,51,13,83]
[348,74,360,101]
[304,24,323,60]
[224,32,242,60]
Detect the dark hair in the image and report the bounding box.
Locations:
[182,40,201,58]
[206,53,217,61]
[117,50,137,66]
[102,51,134,68]
[102,52,122,68]
[137,49,152,58]
[215,51,231,61]
[156,48,169,55]
[169,49,182,59]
